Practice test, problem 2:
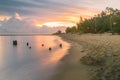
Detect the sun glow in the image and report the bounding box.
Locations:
[34,9,100,27]
[35,21,76,27]
[36,24,42,27]
[66,16,80,23]
[43,22,76,27]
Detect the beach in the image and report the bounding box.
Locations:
[51,33,120,80]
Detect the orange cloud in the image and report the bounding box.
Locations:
[32,7,101,27]
[15,12,22,20]
[0,15,11,21]
[43,22,76,27]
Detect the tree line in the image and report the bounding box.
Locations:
[66,7,120,34]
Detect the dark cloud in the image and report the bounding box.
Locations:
[0,0,40,15]
[0,0,100,16]
[0,0,115,16]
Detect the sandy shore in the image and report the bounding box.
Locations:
[51,33,120,80]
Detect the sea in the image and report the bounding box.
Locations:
[0,35,70,80]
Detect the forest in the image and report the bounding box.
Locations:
[66,7,120,34]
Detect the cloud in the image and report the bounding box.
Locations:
[1,0,109,29]
[0,0,118,17]
[0,13,66,34]
[0,0,119,34]
[38,25,66,34]
[0,0,102,17]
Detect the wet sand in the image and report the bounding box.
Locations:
[51,33,120,80]
[51,34,93,80]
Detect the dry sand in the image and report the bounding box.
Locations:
[51,33,120,80]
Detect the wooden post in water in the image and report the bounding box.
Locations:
[13,40,17,46]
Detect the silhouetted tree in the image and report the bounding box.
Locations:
[54,30,62,34]
[75,7,120,34]
[66,26,77,33]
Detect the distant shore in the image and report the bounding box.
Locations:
[51,33,120,80]
[0,33,52,36]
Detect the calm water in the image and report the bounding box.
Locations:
[0,35,70,80]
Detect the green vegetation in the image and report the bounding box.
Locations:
[53,30,62,34]
[66,7,120,34]
[65,26,77,33]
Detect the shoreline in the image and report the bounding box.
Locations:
[51,33,120,80]
[51,34,94,80]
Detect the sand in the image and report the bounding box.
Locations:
[51,33,120,80]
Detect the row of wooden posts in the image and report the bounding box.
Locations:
[13,40,62,51]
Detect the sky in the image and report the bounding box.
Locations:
[0,0,120,34]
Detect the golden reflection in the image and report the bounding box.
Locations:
[43,38,71,66]
[33,36,57,56]
[35,36,57,47]
[33,36,70,67]
[48,48,69,63]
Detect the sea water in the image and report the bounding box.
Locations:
[0,35,70,80]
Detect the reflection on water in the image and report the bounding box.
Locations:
[0,35,70,80]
